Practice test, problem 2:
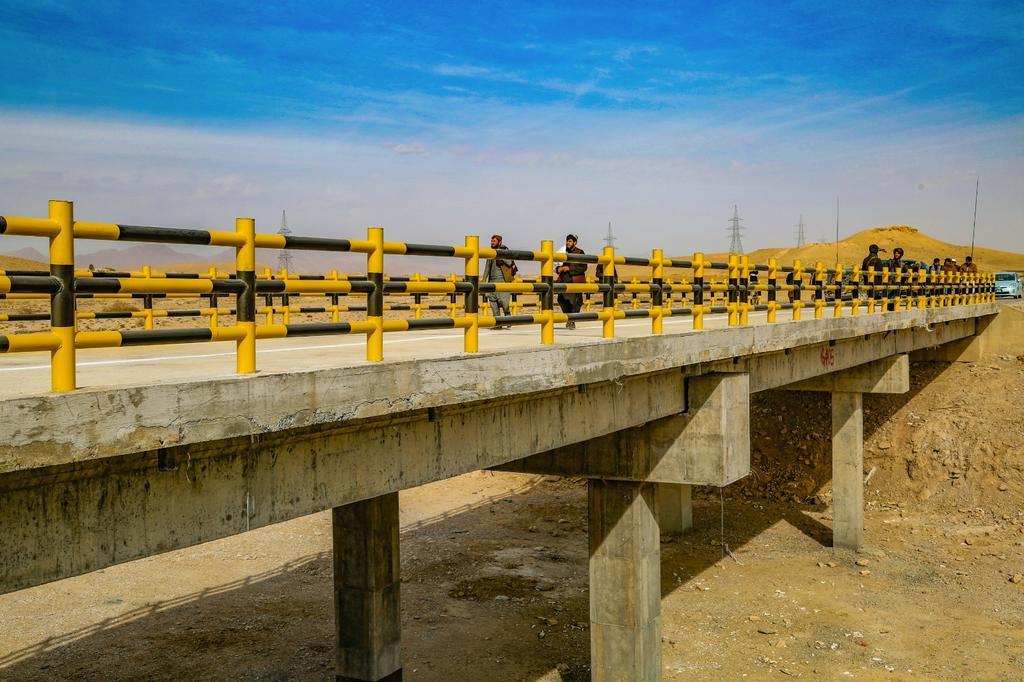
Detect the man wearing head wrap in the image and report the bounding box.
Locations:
[861,244,885,299]
[556,234,587,329]
[482,234,516,329]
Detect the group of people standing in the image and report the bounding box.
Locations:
[482,234,588,330]
[861,244,978,276]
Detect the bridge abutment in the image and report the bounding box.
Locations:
[333,493,403,682]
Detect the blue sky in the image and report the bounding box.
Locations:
[1,1,1022,256]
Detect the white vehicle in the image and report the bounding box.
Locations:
[994,272,1023,299]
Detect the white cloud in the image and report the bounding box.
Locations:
[393,142,427,155]
[0,109,1021,262]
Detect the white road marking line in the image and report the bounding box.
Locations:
[0,313,749,373]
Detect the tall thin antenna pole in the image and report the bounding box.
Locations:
[970,176,979,259]
[835,196,840,263]
[795,214,806,248]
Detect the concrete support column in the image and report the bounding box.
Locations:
[333,493,402,682]
[589,479,661,682]
[655,483,692,534]
[831,392,864,550]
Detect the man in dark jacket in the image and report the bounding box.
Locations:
[556,234,587,329]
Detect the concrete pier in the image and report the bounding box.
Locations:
[589,479,661,682]
[656,483,692,534]
[333,494,403,682]
[831,392,864,550]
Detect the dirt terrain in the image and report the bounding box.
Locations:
[0,324,1022,680]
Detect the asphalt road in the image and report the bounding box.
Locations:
[0,310,778,398]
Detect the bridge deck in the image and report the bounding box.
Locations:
[0,303,997,474]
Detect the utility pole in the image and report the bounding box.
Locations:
[603,222,616,250]
[727,205,744,254]
[795,214,807,248]
[276,210,294,272]
[970,176,980,259]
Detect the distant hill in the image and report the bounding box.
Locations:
[75,244,201,270]
[706,225,1024,273]
[0,254,47,271]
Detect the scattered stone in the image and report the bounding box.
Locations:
[999,483,1009,492]
[856,559,870,567]
[859,570,872,576]
[748,615,761,621]
[1010,574,1023,584]
[758,627,779,635]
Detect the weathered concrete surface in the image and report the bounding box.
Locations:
[0,303,995,471]
[334,494,402,682]
[589,479,661,682]
[0,371,684,594]
[832,392,865,550]
[783,354,910,394]
[656,483,692,534]
[0,303,997,594]
[496,373,751,485]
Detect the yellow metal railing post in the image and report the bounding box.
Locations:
[727,254,739,326]
[880,266,891,311]
[766,257,778,323]
[464,235,480,352]
[739,255,750,325]
[367,227,384,361]
[540,239,554,344]
[235,217,257,374]
[792,260,803,321]
[692,251,706,330]
[813,261,826,319]
[602,245,615,339]
[833,262,844,317]
[850,264,861,316]
[652,248,664,334]
[49,200,76,392]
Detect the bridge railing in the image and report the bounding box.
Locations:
[0,200,994,391]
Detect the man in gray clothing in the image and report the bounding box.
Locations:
[483,234,516,329]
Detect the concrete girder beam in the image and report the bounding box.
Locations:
[781,354,910,394]
[494,372,750,487]
[0,370,685,594]
[707,316,978,393]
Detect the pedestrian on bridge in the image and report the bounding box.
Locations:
[483,234,516,329]
[557,234,587,329]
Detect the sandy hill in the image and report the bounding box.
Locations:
[613,225,1024,280]
[0,254,47,271]
[707,225,1024,272]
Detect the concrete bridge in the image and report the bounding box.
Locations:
[0,300,1005,681]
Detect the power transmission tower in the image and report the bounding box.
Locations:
[603,222,616,249]
[727,205,744,254]
[276,210,294,272]
[795,214,807,248]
